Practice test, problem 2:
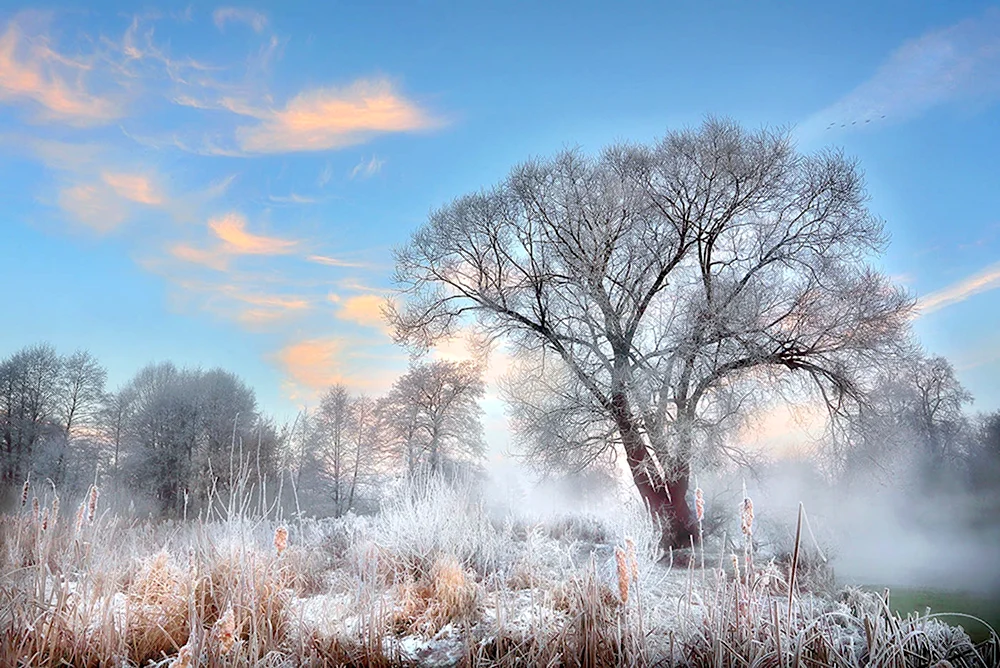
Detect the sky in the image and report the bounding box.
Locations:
[1,1,999,454]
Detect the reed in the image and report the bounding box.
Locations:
[1,479,995,667]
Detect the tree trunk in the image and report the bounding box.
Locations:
[611,393,695,549]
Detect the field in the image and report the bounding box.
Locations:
[2,478,997,667]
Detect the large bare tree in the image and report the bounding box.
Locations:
[390,118,912,547]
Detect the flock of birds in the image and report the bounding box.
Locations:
[827,114,888,129]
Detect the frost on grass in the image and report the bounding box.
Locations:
[1,479,997,667]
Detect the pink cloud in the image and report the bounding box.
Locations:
[917,261,1000,315]
[170,243,229,271]
[102,172,163,205]
[336,293,392,333]
[307,254,370,268]
[57,183,128,233]
[274,338,400,400]
[0,21,120,124]
[208,212,299,255]
[235,78,439,153]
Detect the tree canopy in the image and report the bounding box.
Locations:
[390,118,914,546]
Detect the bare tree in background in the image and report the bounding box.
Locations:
[99,387,135,474]
[59,350,107,438]
[838,352,972,486]
[308,385,355,516]
[0,344,63,489]
[390,118,913,547]
[382,359,486,477]
[300,386,387,516]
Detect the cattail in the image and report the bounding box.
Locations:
[740,496,754,538]
[169,643,193,668]
[50,496,59,527]
[274,525,288,556]
[31,496,39,521]
[695,486,705,523]
[730,553,740,582]
[624,536,639,581]
[20,478,29,507]
[86,485,99,524]
[74,502,86,534]
[615,546,630,604]
[212,606,236,654]
[41,508,50,531]
[188,547,198,578]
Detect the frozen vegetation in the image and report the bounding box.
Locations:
[2,474,997,667]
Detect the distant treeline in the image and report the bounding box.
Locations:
[0,343,487,518]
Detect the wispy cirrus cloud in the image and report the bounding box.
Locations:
[57,183,129,233]
[157,273,316,328]
[307,254,370,269]
[268,192,319,204]
[212,7,268,34]
[235,78,439,153]
[208,212,299,255]
[102,172,163,205]
[350,154,385,179]
[917,261,1000,316]
[231,291,310,325]
[800,7,1000,137]
[170,242,230,271]
[0,19,121,124]
[53,169,164,233]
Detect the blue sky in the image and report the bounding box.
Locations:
[1,1,998,439]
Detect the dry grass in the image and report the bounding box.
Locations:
[1,476,996,667]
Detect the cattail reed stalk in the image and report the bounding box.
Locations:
[615,546,629,604]
[274,525,288,556]
[695,484,705,572]
[741,493,755,580]
[50,496,59,527]
[788,502,804,629]
[31,496,39,521]
[212,606,236,654]
[170,643,193,668]
[74,502,85,534]
[86,485,99,523]
[624,536,638,581]
[740,496,754,538]
[20,477,29,507]
[41,508,49,531]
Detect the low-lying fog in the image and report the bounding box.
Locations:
[489,454,1000,597]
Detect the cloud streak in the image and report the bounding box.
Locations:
[307,254,370,269]
[0,20,120,125]
[235,79,438,153]
[102,172,163,205]
[209,212,299,255]
[801,8,1000,137]
[350,154,385,179]
[213,7,269,33]
[170,243,230,271]
[917,261,1000,315]
[57,183,129,233]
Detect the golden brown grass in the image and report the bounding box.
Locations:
[1,479,996,667]
[393,553,481,635]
